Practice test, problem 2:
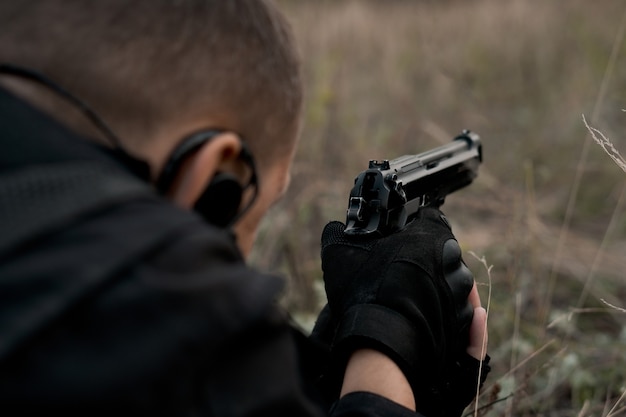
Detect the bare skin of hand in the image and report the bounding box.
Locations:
[466,282,488,361]
[340,282,488,411]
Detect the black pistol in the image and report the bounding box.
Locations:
[344,130,482,235]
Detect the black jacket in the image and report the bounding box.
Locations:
[0,87,420,417]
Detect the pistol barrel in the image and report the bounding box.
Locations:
[344,130,482,235]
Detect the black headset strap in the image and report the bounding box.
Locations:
[156,130,224,193]
[0,63,124,150]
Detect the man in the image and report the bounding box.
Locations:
[0,1,489,416]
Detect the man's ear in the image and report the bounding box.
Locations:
[166,132,244,209]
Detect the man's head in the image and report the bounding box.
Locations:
[0,0,303,255]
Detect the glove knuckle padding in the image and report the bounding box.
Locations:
[442,239,474,345]
[321,221,350,248]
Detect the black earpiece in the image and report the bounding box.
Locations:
[193,173,244,228]
[156,130,258,228]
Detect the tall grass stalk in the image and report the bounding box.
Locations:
[606,388,626,417]
[506,293,522,417]
[573,180,626,312]
[580,100,626,417]
[600,298,626,314]
[543,7,626,331]
[468,252,492,417]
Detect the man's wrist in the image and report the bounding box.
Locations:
[341,348,416,411]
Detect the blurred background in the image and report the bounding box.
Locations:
[251,1,626,415]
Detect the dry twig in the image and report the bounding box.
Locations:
[582,114,626,173]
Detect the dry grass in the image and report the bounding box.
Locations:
[251,0,626,415]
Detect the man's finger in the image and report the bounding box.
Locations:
[466,306,488,360]
[468,281,481,309]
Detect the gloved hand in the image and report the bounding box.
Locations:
[317,207,483,417]
[442,349,491,417]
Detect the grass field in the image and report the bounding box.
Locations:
[251,1,626,415]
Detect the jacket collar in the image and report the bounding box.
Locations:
[0,86,151,181]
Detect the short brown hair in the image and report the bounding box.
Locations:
[0,0,302,164]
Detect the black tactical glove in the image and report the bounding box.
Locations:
[317,207,483,417]
[443,351,491,417]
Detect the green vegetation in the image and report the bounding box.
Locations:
[252,1,626,415]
